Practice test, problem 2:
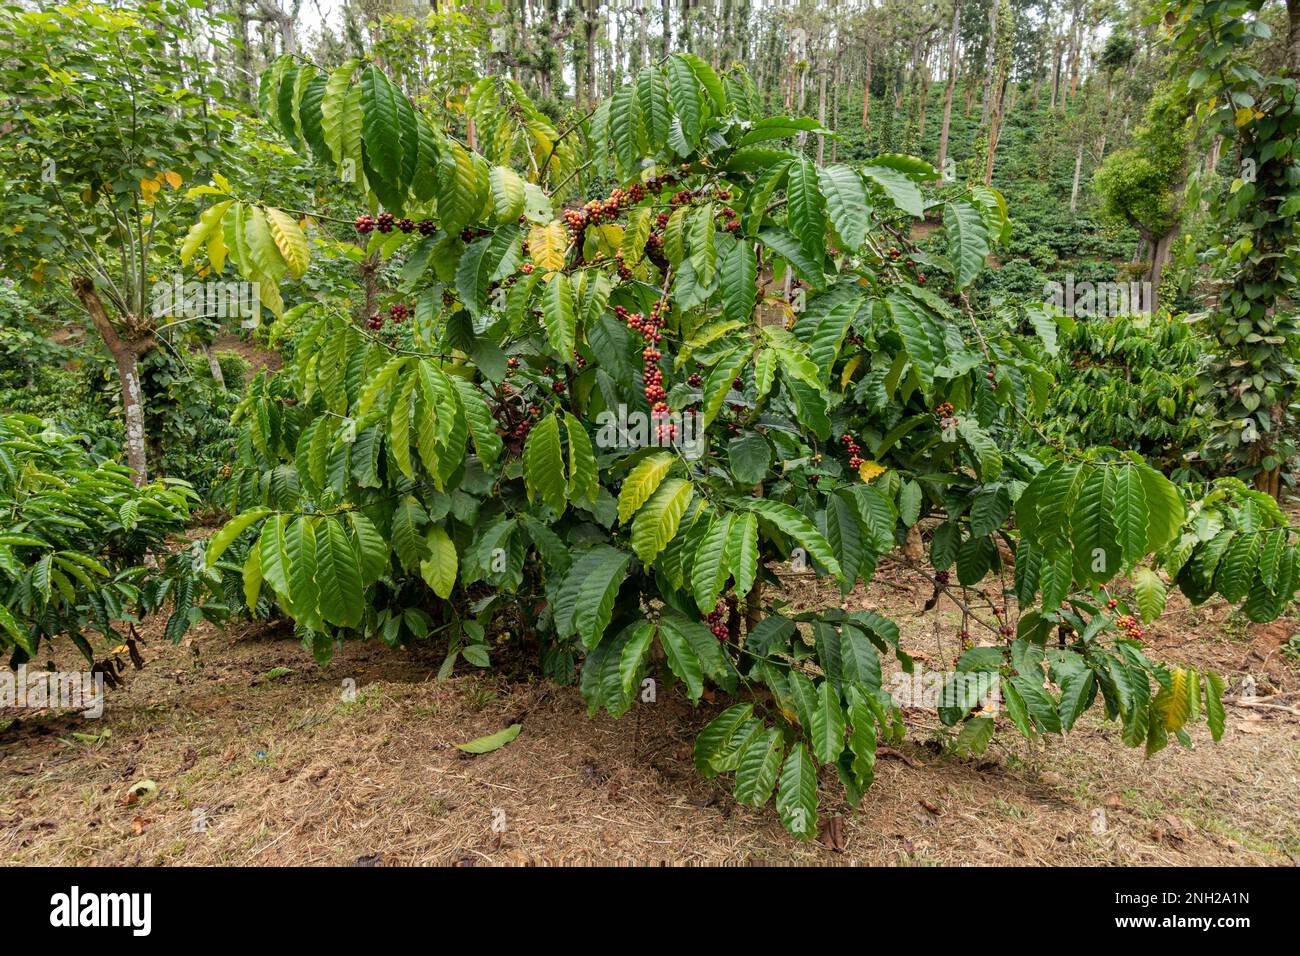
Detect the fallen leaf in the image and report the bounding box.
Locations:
[455,723,522,754]
[818,815,847,852]
[131,815,149,835]
[122,779,157,807]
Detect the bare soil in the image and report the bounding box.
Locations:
[2,559,1297,867]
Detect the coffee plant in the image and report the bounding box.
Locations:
[187,54,1297,838]
[0,415,237,674]
[1046,312,1206,476]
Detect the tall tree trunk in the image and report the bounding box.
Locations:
[639,0,649,68]
[936,1,961,175]
[979,0,999,127]
[816,66,828,164]
[1069,143,1084,211]
[1289,0,1300,73]
[861,44,872,129]
[253,0,296,55]
[205,346,226,389]
[72,277,151,485]
[585,0,597,107]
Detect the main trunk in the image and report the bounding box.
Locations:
[72,276,151,485]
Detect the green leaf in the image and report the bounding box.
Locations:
[691,513,734,612]
[659,618,706,701]
[542,272,576,358]
[617,452,675,524]
[861,164,924,217]
[316,516,364,627]
[887,294,937,395]
[455,723,522,754]
[420,525,458,599]
[206,508,271,568]
[573,548,631,648]
[720,239,758,324]
[953,716,996,755]
[810,679,846,763]
[787,158,826,262]
[735,498,843,580]
[728,433,771,486]
[701,346,752,428]
[732,727,783,806]
[1204,671,1226,742]
[694,704,754,776]
[1132,567,1168,623]
[631,478,694,563]
[523,413,567,514]
[776,742,819,839]
[818,164,869,251]
[944,200,991,290]
[488,165,526,222]
[758,228,824,288]
[1111,464,1150,570]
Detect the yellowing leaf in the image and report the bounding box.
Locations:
[140,177,161,204]
[163,170,183,189]
[265,207,310,279]
[859,460,887,482]
[529,220,569,272]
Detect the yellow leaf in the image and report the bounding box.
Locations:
[1234,107,1254,127]
[529,220,569,272]
[859,460,887,482]
[140,177,160,204]
[207,227,227,275]
[12,223,23,234]
[840,354,863,390]
[163,170,182,189]
[264,207,310,279]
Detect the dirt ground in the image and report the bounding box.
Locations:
[3,558,1297,866]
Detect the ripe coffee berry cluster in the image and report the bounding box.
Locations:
[840,431,865,471]
[934,401,959,431]
[616,300,676,441]
[703,595,737,640]
[614,249,633,281]
[1114,613,1145,640]
[716,205,741,232]
[364,301,412,330]
[644,211,671,254]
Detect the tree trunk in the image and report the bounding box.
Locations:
[1146,225,1180,308]
[253,0,297,55]
[639,0,649,68]
[816,67,828,164]
[979,0,999,127]
[861,45,872,130]
[72,276,151,485]
[205,346,226,389]
[1289,0,1300,74]
[1069,143,1084,211]
[936,1,961,175]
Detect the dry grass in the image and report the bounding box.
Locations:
[2,560,1297,866]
